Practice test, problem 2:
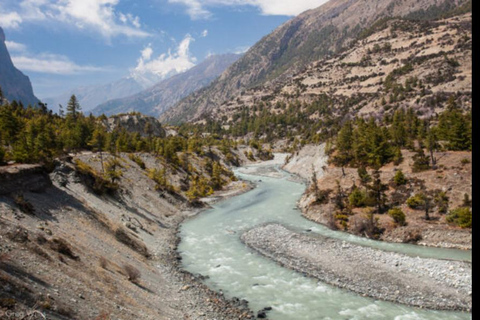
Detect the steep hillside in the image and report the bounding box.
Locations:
[204,13,471,129]
[0,150,254,319]
[0,27,39,106]
[161,0,470,123]
[93,54,241,117]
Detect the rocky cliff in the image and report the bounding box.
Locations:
[103,113,166,138]
[0,27,39,106]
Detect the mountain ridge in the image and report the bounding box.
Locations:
[160,0,470,124]
[92,53,240,117]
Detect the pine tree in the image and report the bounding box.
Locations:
[367,168,388,213]
[334,120,354,166]
[426,127,438,168]
[66,95,81,121]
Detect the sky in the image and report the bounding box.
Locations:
[0,0,329,99]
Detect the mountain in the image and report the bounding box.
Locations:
[0,27,39,106]
[161,0,470,124]
[92,53,241,117]
[204,13,472,126]
[43,77,144,114]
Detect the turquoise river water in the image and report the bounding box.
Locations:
[178,163,471,320]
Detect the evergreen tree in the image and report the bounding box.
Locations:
[426,127,439,168]
[66,95,81,120]
[367,168,388,213]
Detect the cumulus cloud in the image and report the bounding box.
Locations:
[0,11,23,29]
[130,34,197,87]
[11,52,104,74]
[1,0,150,38]
[168,0,330,19]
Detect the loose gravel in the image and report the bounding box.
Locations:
[241,223,471,312]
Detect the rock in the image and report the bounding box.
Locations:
[257,311,267,318]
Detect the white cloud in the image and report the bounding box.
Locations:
[11,53,104,74]
[5,40,27,52]
[1,0,150,38]
[140,44,154,61]
[131,34,197,87]
[201,29,208,37]
[0,11,23,29]
[168,0,330,19]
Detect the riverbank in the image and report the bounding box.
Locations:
[282,144,472,250]
[242,223,472,312]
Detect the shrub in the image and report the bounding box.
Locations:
[74,159,119,195]
[115,228,150,258]
[128,153,146,169]
[13,194,35,215]
[148,168,174,193]
[49,238,79,260]
[406,193,425,209]
[446,207,472,228]
[388,207,406,226]
[348,187,367,207]
[460,158,470,165]
[393,170,407,186]
[99,257,108,269]
[313,189,331,205]
[462,193,472,207]
[0,146,5,164]
[123,264,141,282]
[412,149,430,172]
[434,191,449,214]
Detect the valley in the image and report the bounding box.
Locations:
[0,0,472,319]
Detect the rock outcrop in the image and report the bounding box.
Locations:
[0,27,40,106]
[103,113,166,138]
[0,164,51,195]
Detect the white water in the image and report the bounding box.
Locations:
[178,163,471,320]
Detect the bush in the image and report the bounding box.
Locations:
[412,149,430,172]
[13,194,35,215]
[123,264,141,282]
[393,170,407,186]
[115,228,150,258]
[388,207,406,226]
[74,159,119,195]
[49,238,79,260]
[0,146,5,163]
[128,153,146,169]
[406,193,425,209]
[446,207,471,228]
[348,187,367,207]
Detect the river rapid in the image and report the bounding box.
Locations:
[178,160,471,320]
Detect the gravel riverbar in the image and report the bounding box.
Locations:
[241,224,471,312]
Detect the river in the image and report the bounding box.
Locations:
[178,161,471,320]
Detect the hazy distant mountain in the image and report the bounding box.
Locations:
[0,27,39,106]
[92,53,241,117]
[43,77,145,113]
[161,0,469,123]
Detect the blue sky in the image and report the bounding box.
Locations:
[0,0,329,99]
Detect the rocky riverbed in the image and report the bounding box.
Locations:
[241,224,472,312]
